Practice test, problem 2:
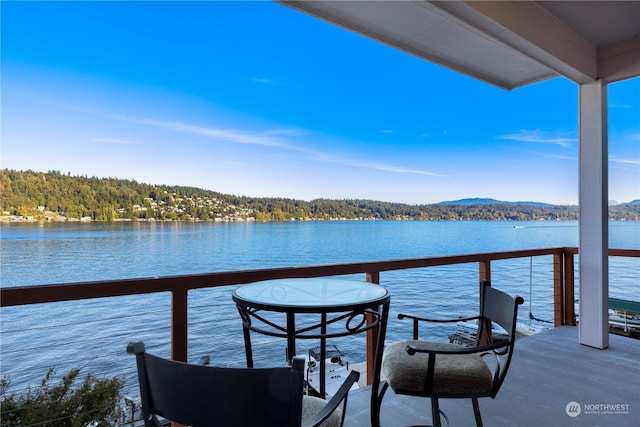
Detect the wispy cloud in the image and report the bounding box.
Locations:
[20,87,448,179]
[610,157,640,166]
[118,116,289,147]
[373,164,447,177]
[310,151,447,177]
[498,129,576,148]
[501,144,575,161]
[93,137,138,145]
[249,77,294,87]
[251,78,273,85]
[609,103,633,109]
[264,128,308,137]
[117,115,444,177]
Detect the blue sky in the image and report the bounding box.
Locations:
[2,1,639,205]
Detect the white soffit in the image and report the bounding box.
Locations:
[279,1,640,90]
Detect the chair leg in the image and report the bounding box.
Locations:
[431,398,441,427]
[371,381,389,427]
[471,398,483,427]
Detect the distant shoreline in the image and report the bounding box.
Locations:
[2,170,638,222]
[1,215,636,224]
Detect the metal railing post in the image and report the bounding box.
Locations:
[365,271,380,385]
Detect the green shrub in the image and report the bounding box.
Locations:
[1,368,124,427]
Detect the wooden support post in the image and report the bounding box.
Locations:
[170,289,189,427]
[553,253,564,327]
[478,260,491,284]
[564,251,576,326]
[171,289,188,362]
[478,261,491,345]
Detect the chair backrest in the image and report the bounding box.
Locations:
[479,282,524,338]
[127,342,304,427]
[476,282,524,395]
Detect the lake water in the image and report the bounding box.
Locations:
[1,220,638,394]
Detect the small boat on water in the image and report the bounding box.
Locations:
[575,297,640,338]
[608,309,640,334]
[302,344,359,399]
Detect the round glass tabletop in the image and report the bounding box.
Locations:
[233,277,389,312]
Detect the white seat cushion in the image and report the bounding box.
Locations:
[302,395,343,427]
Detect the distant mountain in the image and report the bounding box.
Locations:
[438,198,555,207]
[628,200,640,205]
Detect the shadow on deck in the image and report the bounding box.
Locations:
[344,326,639,427]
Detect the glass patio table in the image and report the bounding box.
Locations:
[232,277,390,399]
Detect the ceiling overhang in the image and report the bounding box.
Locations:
[279,1,640,90]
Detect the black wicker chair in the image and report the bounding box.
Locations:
[127,341,359,427]
[373,281,523,427]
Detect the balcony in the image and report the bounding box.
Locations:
[1,247,638,426]
[344,325,639,426]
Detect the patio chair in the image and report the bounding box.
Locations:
[127,341,359,427]
[373,281,523,427]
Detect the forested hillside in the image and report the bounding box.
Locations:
[1,169,638,222]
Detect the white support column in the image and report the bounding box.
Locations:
[578,80,609,349]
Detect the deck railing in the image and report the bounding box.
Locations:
[1,247,637,389]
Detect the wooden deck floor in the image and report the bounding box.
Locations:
[343,326,639,427]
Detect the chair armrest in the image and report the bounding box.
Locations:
[302,370,360,427]
[406,340,510,356]
[398,314,481,340]
[398,313,480,323]
[126,341,145,355]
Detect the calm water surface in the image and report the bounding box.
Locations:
[1,221,638,392]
